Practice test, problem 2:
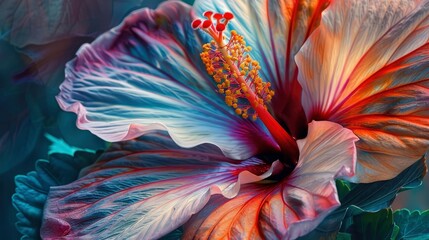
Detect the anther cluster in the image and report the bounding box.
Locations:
[193,11,275,121]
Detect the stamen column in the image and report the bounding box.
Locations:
[193,11,299,165]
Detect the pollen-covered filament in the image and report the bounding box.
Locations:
[201,32,275,121]
[193,11,299,165]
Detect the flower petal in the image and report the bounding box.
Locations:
[183,121,358,239]
[193,0,330,137]
[41,131,281,239]
[296,0,429,182]
[58,1,277,160]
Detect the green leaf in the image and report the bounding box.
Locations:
[343,208,394,240]
[336,179,352,199]
[337,232,352,240]
[391,225,400,240]
[300,157,427,239]
[341,158,426,212]
[394,209,429,239]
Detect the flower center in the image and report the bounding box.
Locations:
[192,11,299,166]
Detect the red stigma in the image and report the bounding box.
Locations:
[223,12,234,20]
[202,20,212,28]
[216,23,225,31]
[213,13,223,20]
[203,11,213,18]
[191,19,202,29]
[191,10,235,42]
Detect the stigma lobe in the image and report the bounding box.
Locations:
[192,11,234,42]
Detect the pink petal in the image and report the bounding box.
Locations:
[184,121,358,239]
[296,0,429,182]
[40,131,280,239]
[57,1,278,160]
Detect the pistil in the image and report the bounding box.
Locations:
[193,11,299,165]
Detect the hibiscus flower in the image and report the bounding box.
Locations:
[35,0,429,239]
